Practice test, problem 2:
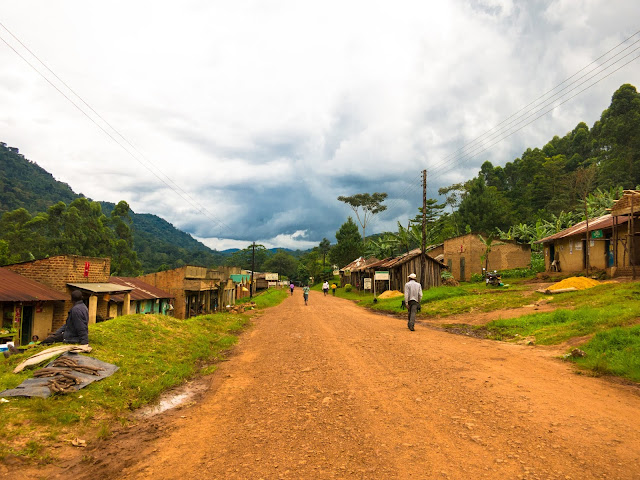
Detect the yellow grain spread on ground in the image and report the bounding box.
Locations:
[547,276,601,291]
[377,290,404,299]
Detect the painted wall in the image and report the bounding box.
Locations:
[444,234,531,281]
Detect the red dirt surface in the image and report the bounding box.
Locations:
[9,290,640,479]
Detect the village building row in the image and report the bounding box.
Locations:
[537,190,640,277]
[1,254,279,346]
[340,233,531,288]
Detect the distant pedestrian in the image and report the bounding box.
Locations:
[322,281,329,296]
[331,283,337,296]
[303,285,310,305]
[404,273,423,332]
[290,282,294,296]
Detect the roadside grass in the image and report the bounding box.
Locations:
[333,282,539,317]
[571,325,640,382]
[0,291,289,462]
[236,288,288,308]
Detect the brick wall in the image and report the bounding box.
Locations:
[6,255,111,328]
[139,267,188,319]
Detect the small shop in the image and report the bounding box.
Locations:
[0,268,67,346]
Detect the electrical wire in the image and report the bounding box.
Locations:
[377,30,640,224]
[0,22,235,235]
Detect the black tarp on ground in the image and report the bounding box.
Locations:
[0,352,118,398]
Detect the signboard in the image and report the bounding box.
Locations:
[374,271,389,281]
[591,229,603,239]
[363,278,372,290]
[344,269,351,275]
[265,273,279,281]
[84,261,90,277]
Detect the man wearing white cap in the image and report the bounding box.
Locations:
[404,273,423,331]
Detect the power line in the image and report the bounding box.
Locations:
[430,29,640,175]
[0,22,235,235]
[427,43,640,181]
[370,30,640,231]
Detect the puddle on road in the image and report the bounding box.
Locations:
[135,380,210,418]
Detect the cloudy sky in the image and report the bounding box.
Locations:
[1,1,639,250]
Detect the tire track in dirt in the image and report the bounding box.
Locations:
[29,290,640,479]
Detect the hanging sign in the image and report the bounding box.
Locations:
[591,230,603,239]
[84,262,91,277]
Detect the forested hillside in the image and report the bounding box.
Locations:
[0,143,225,273]
[0,143,78,214]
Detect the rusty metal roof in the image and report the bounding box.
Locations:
[109,277,174,302]
[0,268,67,302]
[537,214,629,243]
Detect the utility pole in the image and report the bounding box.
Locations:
[421,169,427,286]
[250,242,256,299]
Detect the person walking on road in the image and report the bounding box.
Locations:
[404,273,422,331]
[331,283,337,295]
[322,281,329,296]
[290,282,294,296]
[303,285,310,305]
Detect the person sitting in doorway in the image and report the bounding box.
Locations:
[41,290,89,345]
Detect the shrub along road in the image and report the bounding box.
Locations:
[32,290,640,479]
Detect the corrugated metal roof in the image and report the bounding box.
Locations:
[0,268,67,302]
[109,277,173,301]
[67,282,133,294]
[537,214,629,243]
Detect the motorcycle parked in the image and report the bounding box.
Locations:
[485,270,502,286]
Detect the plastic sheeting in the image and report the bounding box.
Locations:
[0,353,118,398]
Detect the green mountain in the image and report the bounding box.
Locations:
[0,142,225,272]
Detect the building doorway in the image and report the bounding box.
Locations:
[20,305,34,346]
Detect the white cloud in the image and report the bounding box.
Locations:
[1,0,639,249]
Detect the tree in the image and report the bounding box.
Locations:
[109,201,142,276]
[574,165,598,274]
[225,245,269,271]
[263,251,298,279]
[477,234,505,273]
[329,217,363,268]
[337,192,387,244]
[457,177,514,233]
[318,238,331,267]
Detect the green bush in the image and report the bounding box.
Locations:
[470,273,483,283]
[344,284,353,292]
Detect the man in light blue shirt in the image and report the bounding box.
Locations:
[404,273,423,331]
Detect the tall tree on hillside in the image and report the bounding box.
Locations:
[318,238,331,267]
[337,192,387,244]
[0,208,46,263]
[263,251,298,279]
[457,177,513,233]
[110,200,142,276]
[594,84,640,188]
[330,217,363,268]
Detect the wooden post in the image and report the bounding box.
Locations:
[632,195,636,280]
[88,295,98,325]
[421,169,427,286]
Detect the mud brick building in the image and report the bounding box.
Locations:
[0,268,67,346]
[5,255,132,328]
[139,265,240,319]
[443,234,531,282]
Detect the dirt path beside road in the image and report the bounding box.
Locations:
[31,291,640,479]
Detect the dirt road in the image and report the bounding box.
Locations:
[45,291,640,479]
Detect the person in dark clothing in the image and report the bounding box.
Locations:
[41,290,90,345]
